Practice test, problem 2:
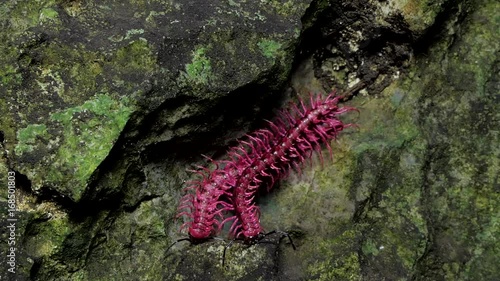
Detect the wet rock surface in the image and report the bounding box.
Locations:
[0,0,497,280]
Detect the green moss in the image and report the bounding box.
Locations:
[28,42,105,105]
[46,94,132,200]
[362,239,380,256]
[0,3,23,87]
[39,7,59,24]
[6,38,155,201]
[0,63,21,85]
[257,39,282,59]
[132,199,167,237]
[68,271,88,281]
[457,1,498,96]
[15,124,49,155]
[125,29,145,40]
[80,197,173,280]
[24,215,72,258]
[2,1,58,31]
[463,213,499,279]
[114,39,156,72]
[15,94,132,200]
[221,244,268,279]
[183,46,212,85]
[173,273,185,281]
[3,4,156,200]
[307,230,361,281]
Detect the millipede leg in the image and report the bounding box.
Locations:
[257,230,297,250]
[222,239,236,267]
[165,237,191,254]
[276,230,296,250]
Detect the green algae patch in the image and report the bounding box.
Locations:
[6,37,154,203]
[182,46,212,86]
[24,214,72,258]
[15,124,49,155]
[46,94,133,200]
[113,39,157,74]
[39,7,59,24]
[258,39,283,59]
[339,84,431,279]
[307,230,361,281]
[2,1,59,31]
[14,94,133,201]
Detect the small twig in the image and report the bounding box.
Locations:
[340,81,366,102]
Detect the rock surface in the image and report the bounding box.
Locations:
[0,0,498,280]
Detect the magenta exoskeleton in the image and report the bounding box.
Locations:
[175,92,357,244]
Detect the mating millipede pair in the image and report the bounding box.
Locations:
[176,92,357,245]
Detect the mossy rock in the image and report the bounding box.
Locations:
[0,0,309,203]
[1,0,498,280]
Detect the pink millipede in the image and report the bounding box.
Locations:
[176,91,357,244]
